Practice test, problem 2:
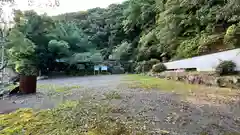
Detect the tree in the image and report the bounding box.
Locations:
[48,40,70,58]
[1,0,60,94]
[4,0,240,78]
[6,28,37,74]
[12,10,55,74]
[111,41,132,61]
[6,29,37,93]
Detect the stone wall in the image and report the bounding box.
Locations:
[147,71,240,89]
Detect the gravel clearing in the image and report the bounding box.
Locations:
[1,75,240,135]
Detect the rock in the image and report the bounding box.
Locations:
[166,76,171,80]
[156,129,170,135]
[233,77,240,84]
[195,76,203,84]
[175,76,180,81]
[147,71,240,89]
[215,78,227,87]
[188,75,195,84]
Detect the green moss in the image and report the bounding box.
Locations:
[0,100,146,135]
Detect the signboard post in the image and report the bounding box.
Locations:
[94,65,99,75]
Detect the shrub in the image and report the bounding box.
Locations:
[215,60,236,75]
[152,63,167,73]
[135,63,142,73]
[148,59,160,66]
[135,59,160,73]
[120,61,136,73]
[110,66,125,74]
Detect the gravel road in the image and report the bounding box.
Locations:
[1,75,240,135]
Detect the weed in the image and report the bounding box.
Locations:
[123,74,198,93]
[123,74,240,104]
[104,91,121,100]
[37,84,81,93]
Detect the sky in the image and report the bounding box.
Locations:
[14,0,126,16]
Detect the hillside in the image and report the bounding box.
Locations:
[54,0,240,61]
[6,0,240,74]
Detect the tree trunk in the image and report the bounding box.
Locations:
[19,75,37,94]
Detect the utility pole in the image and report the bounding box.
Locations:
[1,33,4,84]
[0,27,5,93]
[0,0,15,86]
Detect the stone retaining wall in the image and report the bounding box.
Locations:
[147,71,240,89]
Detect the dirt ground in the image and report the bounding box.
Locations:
[1,75,240,135]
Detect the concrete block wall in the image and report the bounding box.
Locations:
[164,49,240,71]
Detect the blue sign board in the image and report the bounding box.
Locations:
[101,66,108,71]
[94,66,100,71]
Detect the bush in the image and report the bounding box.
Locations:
[152,63,167,73]
[135,59,160,73]
[215,60,236,75]
[148,59,160,66]
[110,66,125,74]
[120,61,136,73]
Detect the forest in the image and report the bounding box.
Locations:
[6,0,240,75]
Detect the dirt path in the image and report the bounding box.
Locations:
[1,75,240,135]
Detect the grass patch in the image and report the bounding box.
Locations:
[104,91,121,100]
[37,84,81,93]
[123,74,240,101]
[0,99,146,135]
[123,74,199,93]
[3,84,81,94]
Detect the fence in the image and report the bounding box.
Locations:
[164,49,240,71]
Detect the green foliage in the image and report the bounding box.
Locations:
[120,61,136,73]
[6,29,37,75]
[175,36,200,59]
[67,50,103,65]
[135,59,160,73]
[111,41,132,60]
[148,59,160,67]
[110,66,125,74]
[14,60,38,76]
[215,60,237,75]
[123,0,156,32]
[8,0,240,74]
[48,40,70,57]
[152,63,167,73]
[224,23,240,47]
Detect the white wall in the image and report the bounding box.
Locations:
[164,49,240,71]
